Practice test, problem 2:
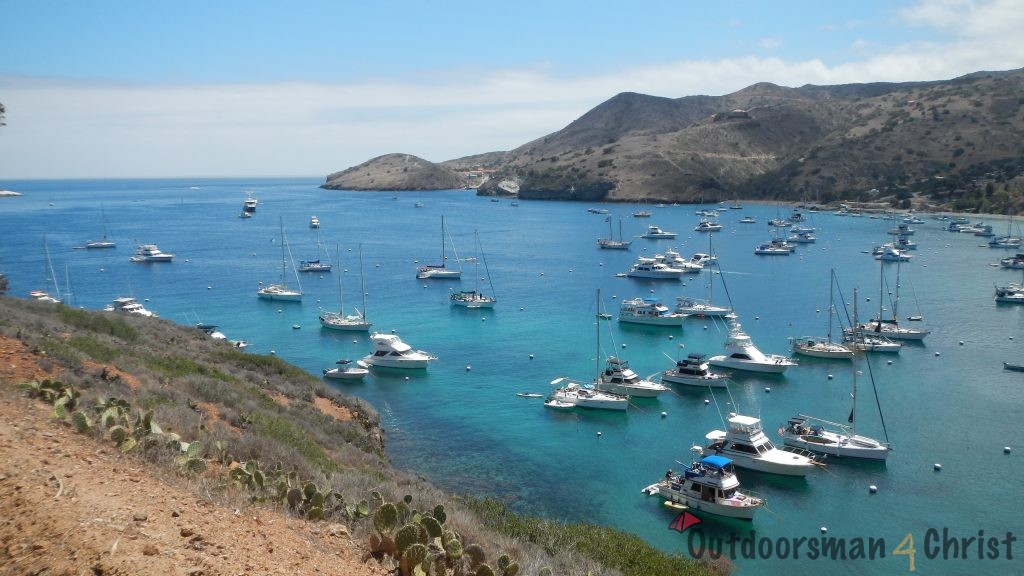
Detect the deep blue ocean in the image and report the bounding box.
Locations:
[1,178,1022,575]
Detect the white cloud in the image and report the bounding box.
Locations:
[1,0,1022,178]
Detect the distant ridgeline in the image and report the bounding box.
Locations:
[324,69,1024,214]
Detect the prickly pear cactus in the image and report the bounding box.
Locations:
[475,563,495,576]
[374,502,399,535]
[464,543,486,569]
[395,524,420,555]
[420,515,442,540]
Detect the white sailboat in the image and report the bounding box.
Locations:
[791,270,855,359]
[320,245,371,330]
[856,255,929,340]
[784,288,892,460]
[84,206,116,249]
[546,289,629,411]
[257,217,303,302]
[674,233,732,317]
[597,217,632,249]
[299,229,332,273]
[451,231,497,308]
[417,215,462,279]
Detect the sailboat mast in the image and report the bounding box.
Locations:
[335,244,345,314]
[827,270,834,343]
[43,236,61,301]
[850,288,860,435]
[440,215,446,269]
[358,245,368,320]
[595,288,601,383]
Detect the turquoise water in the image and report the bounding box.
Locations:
[1,178,1022,575]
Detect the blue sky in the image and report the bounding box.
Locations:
[1,0,1022,178]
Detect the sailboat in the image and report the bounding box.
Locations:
[783,288,891,460]
[856,255,929,340]
[791,270,855,359]
[417,215,462,279]
[597,217,632,249]
[30,236,62,303]
[257,217,303,301]
[320,245,371,330]
[299,229,332,273]
[674,232,732,317]
[84,206,116,249]
[546,289,629,411]
[451,231,497,308]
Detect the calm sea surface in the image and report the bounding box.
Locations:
[1,178,1022,575]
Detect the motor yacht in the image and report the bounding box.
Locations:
[643,455,764,520]
[660,353,728,388]
[361,333,436,368]
[701,413,820,476]
[708,322,796,373]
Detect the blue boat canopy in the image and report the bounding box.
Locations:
[701,455,733,469]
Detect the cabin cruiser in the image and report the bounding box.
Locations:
[708,322,797,373]
[701,413,819,476]
[674,296,731,317]
[787,231,816,243]
[640,225,677,239]
[688,253,717,268]
[104,297,157,317]
[694,219,722,232]
[618,298,687,325]
[323,359,369,380]
[875,245,912,261]
[739,216,756,224]
[361,333,436,368]
[298,259,332,273]
[129,244,174,262]
[643,455,764,520]
[598,356,668,397]
[753,243,790,256]
[545,381,628,411]
[654,249,703,273]
[995,283,1024,303]
[625,258,686,279]
[309,215,320,229]
[1000,253,1024,269]
[243,193,258,212]
[450,290,496,308]
[660,353,728,388]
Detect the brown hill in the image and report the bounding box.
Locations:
[322,153,467,191]
[327,69,1024,212]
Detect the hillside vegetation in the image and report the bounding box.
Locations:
[324,69,1024,214]
[0,298,723,576]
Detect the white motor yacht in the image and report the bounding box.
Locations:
[309,215,320,229]
[362,333,436,368]
[694,219,722,232]
[995,283,1024,303]
[626,258,686,279]
[450,290,497,308]
[643,455,764,520]
[618,298,688,325]
[656,249,703,273]
[661,353,728,388]
[640,225,677,239]
[29,290,61,304]
[598,357,667,397]
[546,379,628,411]
[323,359,368,380]
[674,296,732,317]
[104,297,157,317]
[708,323,797,374]
[754,243,790,255]
[702,413,820,476]
[129,244,174,262]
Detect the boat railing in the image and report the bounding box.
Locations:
[779,444,823,462]
[796,413,853,432]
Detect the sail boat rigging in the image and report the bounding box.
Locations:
[320,244,371,330]
[782,287,891,460]
[30,236,63,303]
[299,229,332,273]
[790,269,855,359]
[257,217,303,301]
[417,215,462,279]
[84,206,116,249]
[674,230,731,317]
[451,231,497,308]
[856,254,929,340]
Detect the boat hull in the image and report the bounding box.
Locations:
[707,356,791,374]
[661,373,728,388]
[618,315,686,326]
[654,484,760,520]
[705,447,813,476]
[257,288,302,301]
[322,368,368,380]
[783,434,890,460]
[319,315,371,331]
[362,358,431,369]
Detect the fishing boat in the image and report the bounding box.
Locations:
[660,353,728,388]
[129,244,175,262]
[104,296,157,317]
[547,289,630,411]
[640,225,677,239]
[702,413,820,476]
[451,231,497,308]
[642,454,764,520]
[784,291,892,460]
[791,271,855,359]
[320,245,371,330]
[625,257,686,279]
[417,215,462,279]
[322,359,369,380]
[597,217,632,250]
[618,298,687,325]
[361,333,436,368]
[708,321,797,374]
[257,218,303,301]
[598,356,667,397]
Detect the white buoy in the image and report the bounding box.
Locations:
[827,374,833,380]
[292,324,300,330]
[529,354,534,359]
[934,463,942,471]
[352,340,357,344]
[755,316,760,320]
[207,286,212,290]
[869,485,878,494]
[597,431,602,436]
[820,527,828,534]
[668,335,674,340]
[269,350,276,355]
[765,387,771,393]
[704,399,710,405]
[621,343,627,348]
[703,325,708,330]
[277,309,283,314]
[520,307,524,311]
[661,411,667,418]
[958,341,964,345]
[816,309,821,313]
[1004,447,1011,454]
[481,317,486,322]
[569,269,573,273]
[887,360,893,365]
[935,351,941,357]
[466,365,471,371]
[405,376,410,381]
